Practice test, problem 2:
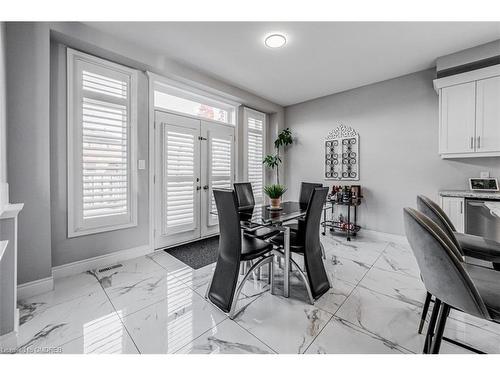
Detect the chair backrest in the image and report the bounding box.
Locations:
[403,207,490,320]
[299,182,323,206]
[233,183,255,210]
[303,187,330,298]
[208,189,242,312]
[416,195,463,256]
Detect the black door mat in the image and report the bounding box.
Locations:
[165,236,219,269]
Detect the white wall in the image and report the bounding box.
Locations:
[284,69,500,236]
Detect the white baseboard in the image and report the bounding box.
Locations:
[52,244,153,280]
[17,275,54,300]
[361,228,409,245]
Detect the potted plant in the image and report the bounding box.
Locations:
[263,128,293,208]
[264,184,288,209]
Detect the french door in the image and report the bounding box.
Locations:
[154,111,235,249]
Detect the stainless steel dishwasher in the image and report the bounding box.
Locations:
[465,198,500,242]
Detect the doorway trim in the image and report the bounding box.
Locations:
[147,72,240,251]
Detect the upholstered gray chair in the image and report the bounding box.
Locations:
[416,195,500,333]
[404,207,500,354]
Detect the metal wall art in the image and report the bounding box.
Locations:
[324,124,359,181]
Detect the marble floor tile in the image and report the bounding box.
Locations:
[322,235,389,266]
[1,290,117,353]
[89,255,166,289]
[18,272,103,320]
[372,242,421,279]
[58,315,139,354]
[147,250,190,274]
[105,272,188,317]
[324,253,371,285]
[121,288,227,353]
[443,315,500,354]
[449,310,500,336]
[335,286,425,353]
[176,319,274,354]
[234,292,332,354]
[359,266,427,308]
[305,316,410,354]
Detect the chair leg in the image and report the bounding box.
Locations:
[423,298,441,354]
[320,243,326,260]
[431,303,450,354]
[229,255,274,319]
[418,292,433,334]
[290,257,314,304]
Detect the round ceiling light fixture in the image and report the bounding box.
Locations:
[264,33,287,48]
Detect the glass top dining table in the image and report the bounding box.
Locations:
[238,201,308,227]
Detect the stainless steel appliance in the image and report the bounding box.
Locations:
[465,198,500,242]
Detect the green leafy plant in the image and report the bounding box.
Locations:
[263,128,293,185]
[263,184,287,199]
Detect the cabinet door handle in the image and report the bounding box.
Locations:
[477,136,481,149]
[460,201,463,214]
[470,136,474,149]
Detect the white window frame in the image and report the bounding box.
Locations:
[243,107,267,203]
[153,78,238,126]
[67,48,138,237]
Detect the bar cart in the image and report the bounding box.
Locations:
[321,194,361,241]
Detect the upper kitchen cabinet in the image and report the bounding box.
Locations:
[439,82,476,155]
[434,64,500,159]
[476,76,500,154]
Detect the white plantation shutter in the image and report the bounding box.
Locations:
[163,128,197,234]
[244,108,266,202]
[68,49,138,237]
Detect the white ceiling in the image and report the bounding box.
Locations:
[84,22,500,106]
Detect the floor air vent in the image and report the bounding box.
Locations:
[98,264,123,273]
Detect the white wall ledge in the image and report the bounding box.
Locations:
[0,203,24,219]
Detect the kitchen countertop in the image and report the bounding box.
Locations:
[439,190,500,200]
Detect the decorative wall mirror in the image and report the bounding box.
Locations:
[324,124,359,181]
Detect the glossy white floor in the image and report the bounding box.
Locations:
[1,232,499,354]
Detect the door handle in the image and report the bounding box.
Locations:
[203,185,209,190]
[460,201,463,214]
[477,136,481,149]
[470,136,474,149]
[196,186,201,191]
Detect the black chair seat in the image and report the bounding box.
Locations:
[465,264,500,321]
[241,235,273,261]
[270,229,305,253]
[455,232,500,263]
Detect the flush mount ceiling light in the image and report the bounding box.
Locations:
[264,33,287,48]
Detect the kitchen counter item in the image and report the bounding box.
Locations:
[439,190,500,200]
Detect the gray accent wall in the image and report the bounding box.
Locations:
[284,69,500,236]
[50,42,150,267]
[6,23,53,284]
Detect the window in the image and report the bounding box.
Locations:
[67,49,138,237]
[243,108,266,203]
[153,81,236,125]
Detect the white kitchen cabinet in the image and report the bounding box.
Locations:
[440,196,465,233]
[439,82,476,155]
[475,75,500,154]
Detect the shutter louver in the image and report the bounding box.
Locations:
[81,77,129,220]
[164,130,196,231]
[246,113,265,202]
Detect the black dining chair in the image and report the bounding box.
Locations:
[403,207,500,354]
[206,189,274,319]
[271,187,331,303]
[285,182,323,233]
[233,182,280,240]
[415,195,500,333]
